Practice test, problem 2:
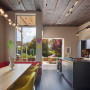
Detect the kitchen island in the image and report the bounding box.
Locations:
[62,58,90,89]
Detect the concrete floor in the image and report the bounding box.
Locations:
[35,69,73,90]
[42,61,57,70]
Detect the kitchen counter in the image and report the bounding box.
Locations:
[62,58,90,89]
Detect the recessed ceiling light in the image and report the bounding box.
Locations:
[69,8,73,12]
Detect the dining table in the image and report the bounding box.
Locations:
[0,64,31,90]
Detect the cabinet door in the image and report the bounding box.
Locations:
[62,60,68,79]
[68,62,73,83]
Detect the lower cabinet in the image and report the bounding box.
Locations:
[62,60,73,84]
[62,60,90,88]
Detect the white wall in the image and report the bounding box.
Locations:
[43,26,78,57]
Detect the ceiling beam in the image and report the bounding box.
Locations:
[55,0,70,24]
[16,0,26,11]
[32,0,36,11]
[50,0,62,25]
[6,0,16,11]
[43,0,48,16]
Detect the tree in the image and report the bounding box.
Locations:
[27,37,36,50]
[51,39,62,57]
[26,37,36,55]
[42,39,49,57]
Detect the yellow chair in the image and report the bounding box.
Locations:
[28,63,39,70]
[10,72,36,90]
[24,66,38,75]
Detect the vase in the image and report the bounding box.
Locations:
[9,58,15,71]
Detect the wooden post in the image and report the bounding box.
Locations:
[21,26,23,61]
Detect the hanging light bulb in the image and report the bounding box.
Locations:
[9,22,12,25]
[0,8,4,15]
[12,23,16,26]
[3,14,8,18]
[8,19,11,22]
[16,26,19,30]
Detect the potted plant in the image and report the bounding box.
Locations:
[28,55,35,61]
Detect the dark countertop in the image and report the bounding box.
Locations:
[60,57,90,62]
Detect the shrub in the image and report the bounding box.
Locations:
[22,53,34,58]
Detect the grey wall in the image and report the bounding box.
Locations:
[79,21,90,40]
[77,41,81,57]
[6,11,16,59]
[0,16,7,62]
[43,26,78,57]
[5,11,43,61]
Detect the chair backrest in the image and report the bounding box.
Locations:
[17,72,36,90]
[35,63,39,67]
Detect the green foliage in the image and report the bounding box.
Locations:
[22,53,34,58]
[42,39,49,57]
[23,45,26,51]
[18,47,21,50]
[56,53,60,57]
[27,37,36,50]
[53,58,57,61]
[29,54,34,58]
[48,51,55,56]
[26,37,36,56]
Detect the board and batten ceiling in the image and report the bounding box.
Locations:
[0,0,90,26]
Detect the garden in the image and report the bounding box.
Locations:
[42,39,62,64]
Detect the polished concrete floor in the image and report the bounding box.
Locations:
[35,70,73,90]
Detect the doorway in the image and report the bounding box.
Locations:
[42,38,64,69]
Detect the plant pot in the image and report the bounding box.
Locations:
[28,58,35,61]
[23,59,26,61]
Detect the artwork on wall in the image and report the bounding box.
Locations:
[36,37,42,50]
[37,37,42,43]
[37,44,41,50]
[8,41,13,49]
[66,47,71,54]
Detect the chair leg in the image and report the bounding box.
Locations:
[33,85,36,90]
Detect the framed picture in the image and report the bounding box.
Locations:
[66,47,71,54]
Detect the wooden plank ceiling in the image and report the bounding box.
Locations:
[0,0,90,26]
[17,16,36,26]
